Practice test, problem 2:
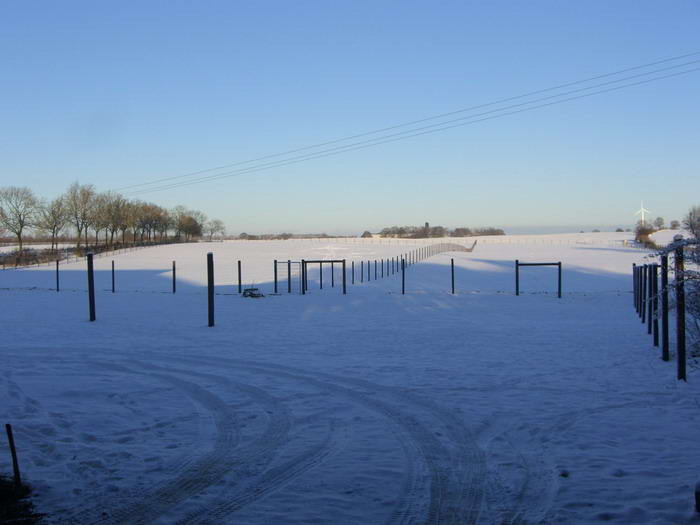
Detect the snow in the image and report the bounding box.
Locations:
[651,229,690,247]
[2,233,699,524]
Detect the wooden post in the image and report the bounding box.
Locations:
[319,262,323,289]
[640,264,647,322]
[207,253,214,327]
[237,260,242,294]
[515,259,520,296]
[56,260,60,292]
[374,260,377,280]
[111,260,115,293]
[451,258,455,294]
[274,259,278,293]
[87,253,96,322]
[632,263,637,310]
[301,260,306,295]
[557,262,562,298]
[172,260,176,293]
[675,245,686,381]
[342,259,346,295]
[647,264,653,335]
[5,423,21,489]
[361,261,364,283]
[661,255,669,361]
[652,264,659,347]
[352,261,355,284]
[288,260,292,293]
[401,258,405,294]
[331,261,335,287]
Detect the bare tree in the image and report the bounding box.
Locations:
[684,205,700,239]
[37,196,68,251]
[64,182,96,249]
[205,219,226,241]
[0,186,38,253]
[653,217,665,230]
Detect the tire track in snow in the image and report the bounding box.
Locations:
[82,365,241,525]
[122,360,345,525]
[165,355,486,525]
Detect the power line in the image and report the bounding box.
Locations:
[125,65,700,196]
[115,51,700,192]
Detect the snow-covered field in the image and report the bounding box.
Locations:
[2,233,698,524]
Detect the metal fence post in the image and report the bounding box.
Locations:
[274,259,278,293]
[675,245,686,381]
[401,258,405,295]
[237,260,242,294]
[661,255,669,361]
[652,264,659,346]
[352,261,355,284]
[640,264,647,322]
[331,261,335,287]
[207,252,214,327]
[172,260,176,293]
[301,259,306,295]
[451,258,455,294]
[56,260,60,292]
[87,253,96,321]
[111,260,115,293]
[319,262,323,289]
[515,259,519,296]
[288,259,292,293]
[647,264,653,335]
[342,259,346,295]
[558,262,562,298]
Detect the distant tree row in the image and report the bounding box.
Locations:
[377,225,505,239]
[0,183,226,253]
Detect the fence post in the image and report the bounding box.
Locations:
[451,258,455,294]
[367,260,370,281]
[111,260,115,293]
[288,260,292,293]
[301,260,306,295]
[401,258,405,295]
[319,262,323,289]
[56,260,60,292]
[342,259,346,295]
[632,263,637,310]
[237,260,242,294]
[5,423,21,489]
[515,259,519,296]
[652,264,659,347]
[172,261,176,293]
[361,261,364,283]
[674,243,686,381]
[374,260,377,280]
[207,252,214,327]
[647,264,653,335]
[352,261,355,284]
[274,260,278,293]
[87,253,96,322]
[661,255,669,361]
[640,265,647,322]
[558,262,562,298]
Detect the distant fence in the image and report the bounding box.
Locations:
[0,240,185,271]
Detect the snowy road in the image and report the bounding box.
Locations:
[3,234,699,523]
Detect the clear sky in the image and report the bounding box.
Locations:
[1,1,699,234]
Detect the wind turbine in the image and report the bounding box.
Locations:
[635,201,650,225]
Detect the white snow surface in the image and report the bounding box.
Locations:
[2,233,699,524]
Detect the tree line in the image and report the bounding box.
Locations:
[373,224,505,239]
[0,183,226,253]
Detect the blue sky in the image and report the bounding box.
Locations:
[1,1,699,234]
